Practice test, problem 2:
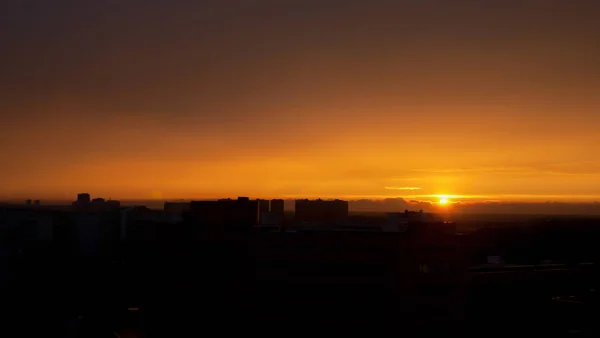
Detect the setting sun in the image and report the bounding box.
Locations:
[439,198,450,205]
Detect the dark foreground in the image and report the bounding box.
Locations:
[4,229,600,337]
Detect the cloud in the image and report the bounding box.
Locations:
[389,177,425,181]
[348,198,436,213]
[451,201,600,215]
[279,197,600,215]
[410,165,600,177]
[384,186,421,191]
[410,167,531,174]
[345,198,600,215]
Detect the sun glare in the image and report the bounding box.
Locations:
[439,197,450,205]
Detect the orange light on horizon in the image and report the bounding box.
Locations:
[439,197,450,205]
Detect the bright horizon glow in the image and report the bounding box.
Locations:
[439,197,450,205]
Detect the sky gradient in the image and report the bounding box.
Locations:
[1,0,600,203]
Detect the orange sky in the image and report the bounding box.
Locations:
[1,1,600,203]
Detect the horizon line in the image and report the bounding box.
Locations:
[3,194,600,204]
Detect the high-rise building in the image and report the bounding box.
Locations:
[257,199,270,214]
[257,199,270,223]
[270,199,284,215]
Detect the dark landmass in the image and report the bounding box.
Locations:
[2,198,600,337]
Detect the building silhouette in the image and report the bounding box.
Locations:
[72,194,120,212]
[164,202,190,214]
[257,199,270,223]
[187,197,259,231]
[105,200,120,209]
[259,212,281,228]
[294,199,348,223]
[257,199,269,213]
[77,193,91,204]
[4,193,597,336]
[270,199,284,215]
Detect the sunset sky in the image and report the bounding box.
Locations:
[1,0,600,203]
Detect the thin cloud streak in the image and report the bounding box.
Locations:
[284,193,600,203]
[411,166,600,176]
[403,194,600,202]
[384,186,422,191]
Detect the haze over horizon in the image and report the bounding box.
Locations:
[2,1,600,205]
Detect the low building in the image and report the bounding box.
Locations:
[72,194,120,212]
